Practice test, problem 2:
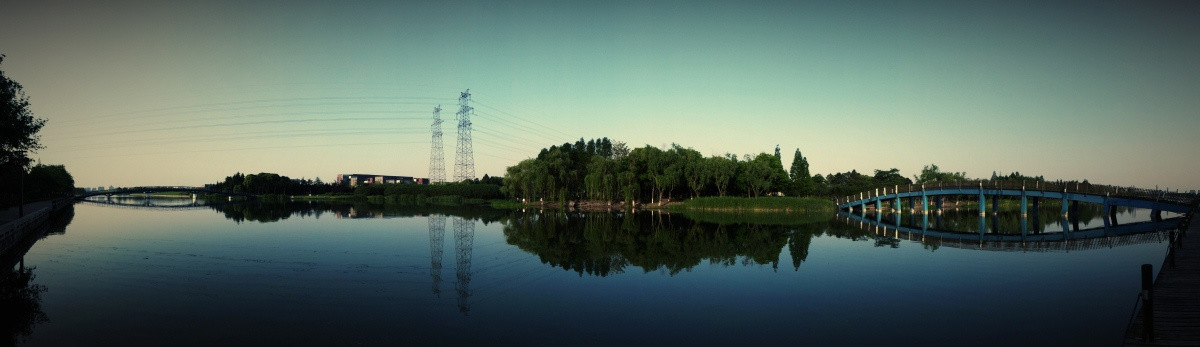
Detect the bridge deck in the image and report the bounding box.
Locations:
[1125,212,1200,346]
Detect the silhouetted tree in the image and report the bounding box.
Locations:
[1,54,48,207]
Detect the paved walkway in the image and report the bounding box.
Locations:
[0,200,54,225]
[1125,210,1200,346]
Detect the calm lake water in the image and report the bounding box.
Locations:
[2,198,1179,346]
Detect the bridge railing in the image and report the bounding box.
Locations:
[837,180,1199,207]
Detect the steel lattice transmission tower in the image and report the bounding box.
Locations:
[428,215,446,297]
[453,217,474,315]
[453,89,475,182]
[428,105,446,183]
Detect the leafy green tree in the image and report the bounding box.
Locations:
[913,164,968,184]
[584,155,617,201]
[676,145,707,198]
[647,146,681,203]
[811,173,829,196]
[0,55,44,171]
[825,170,875,197]
[739,153,780,197]
[990,170,1044,183]
[709,155,737,197]
[24,164,75,199]
[873,168,912,188]
[789,149,813,196]
[611,141,630,159]
[768,148,789,194]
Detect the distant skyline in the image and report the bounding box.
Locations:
[2,1,1199,190]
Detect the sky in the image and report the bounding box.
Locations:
[2,1,1199,190]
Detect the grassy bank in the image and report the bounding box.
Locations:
[668,196,835,213]
[677,209,834,225]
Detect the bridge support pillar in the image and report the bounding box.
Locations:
[1109,206,1119,226]
[895,195,901,216]
[991,194,999,215]
[1152,209,1161,222]
[1032,197,1040,213]
[936,196,943,214]
[921,193,928,214]
[1061,192,1069,217]
[1020,193,1027,217]
[978,184,986,216]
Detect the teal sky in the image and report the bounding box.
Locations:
[2,1,1198,190]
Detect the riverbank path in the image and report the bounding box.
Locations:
[0,200,54,226]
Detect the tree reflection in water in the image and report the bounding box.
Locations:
[0,264,48,345]
[501,210,869,277]
[0,205,73,345]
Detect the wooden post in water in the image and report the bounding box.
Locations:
[1142,263,1154,342]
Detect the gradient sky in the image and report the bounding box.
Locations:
[2,1,1198,190]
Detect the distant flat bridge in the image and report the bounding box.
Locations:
[76,186,257,199]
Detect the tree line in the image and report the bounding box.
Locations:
[207,172,504,198]
[502,138,1060,204]
[208,172,343,195]
[502,138,802,205]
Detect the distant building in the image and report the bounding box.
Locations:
[336,174,430,187]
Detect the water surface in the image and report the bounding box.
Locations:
[2,198,1176,346]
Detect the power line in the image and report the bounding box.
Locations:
[471,98,574,138]
[60,96,455,126]
[73,140,429,159]
[472,109,569,144]
[470,127,544,151]
[54,128,426,152]
[471,136,541,156]
[58,116,428,140]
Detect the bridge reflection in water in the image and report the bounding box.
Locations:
[836,209,1178,252]
[78,196,209,210]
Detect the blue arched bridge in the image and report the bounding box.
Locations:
[76,186,257,199]
[836,180,1198,220]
